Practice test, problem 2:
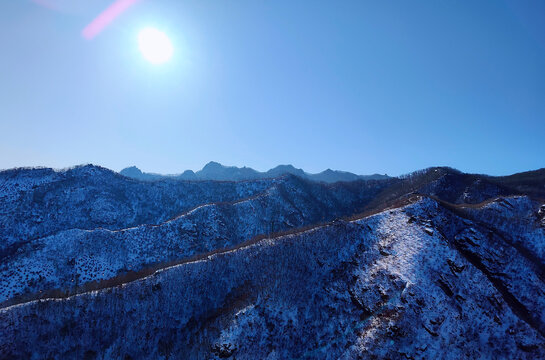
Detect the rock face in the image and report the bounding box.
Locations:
[0,165,544,359]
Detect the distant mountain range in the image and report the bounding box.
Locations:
[120,161,390,183]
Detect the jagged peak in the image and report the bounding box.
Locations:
[117,162,391,183]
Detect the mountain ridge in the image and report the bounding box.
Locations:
[1,164,545,358]
[119,161,390,183]
[2,195,544,358]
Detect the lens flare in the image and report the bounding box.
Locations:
[138,28,174,64]
[82,0,139,40]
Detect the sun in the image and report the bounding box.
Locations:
[138,27,173,64]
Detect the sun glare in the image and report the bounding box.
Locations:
[138,27,173,64]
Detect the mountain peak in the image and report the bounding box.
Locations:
[272,164,297,171]
[202,161,224,171]
[266,164,306,177]
[68,164,115,176]
[120,166,143,177]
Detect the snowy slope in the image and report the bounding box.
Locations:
[1,165,544,359]
[0,165,278,251]
[0,176,393,302]
[1,197,544,359]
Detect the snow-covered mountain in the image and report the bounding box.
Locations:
[0,165,544,359]
[120,161,390,183]
[0,172,394,302]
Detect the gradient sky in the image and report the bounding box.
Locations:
[0,0,544,176]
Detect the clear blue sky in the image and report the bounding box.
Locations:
[0,0,543,176]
